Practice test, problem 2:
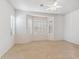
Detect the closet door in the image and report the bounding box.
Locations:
[32,16,49,41]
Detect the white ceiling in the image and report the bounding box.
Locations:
[8,0,79,14]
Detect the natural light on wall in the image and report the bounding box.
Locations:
[11,15,15,36]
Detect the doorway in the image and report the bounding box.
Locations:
[32,16,49,41]
[27,15,54,41]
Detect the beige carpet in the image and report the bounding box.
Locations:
[1,40,79,59]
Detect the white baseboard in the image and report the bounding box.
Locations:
[65,39,79,45]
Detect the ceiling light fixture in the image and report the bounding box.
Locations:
[40,0,62,11]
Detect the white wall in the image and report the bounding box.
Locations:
[54,15,64,40]
[0,0,15,58]
[64,9,79,44]
[15,14,28,43]
[15,10,64,43]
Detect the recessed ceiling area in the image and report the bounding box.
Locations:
[8,0,79,14]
